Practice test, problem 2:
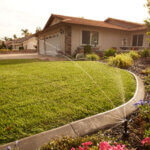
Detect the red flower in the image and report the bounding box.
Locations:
[141,137,150,145]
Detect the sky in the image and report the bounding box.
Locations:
[0,0,149,39]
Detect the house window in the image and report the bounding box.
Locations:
[122,38,127,46]
[82,31,90,44]
[132,34,144,46]
[82,30,98,45]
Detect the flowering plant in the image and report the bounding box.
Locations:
[141,137,150,146]
[71,141,128,150]
[134,99,150,107]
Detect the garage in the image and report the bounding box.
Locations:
[39,32,64,56]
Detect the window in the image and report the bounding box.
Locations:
[122,38,127,46]
[132,34,143,46]
[82,31,90,44]
[82,30,98,45]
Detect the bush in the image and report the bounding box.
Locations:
[144,75,150,93]
[84,45,91,54]
[0,49,9,52]
[104,48,117,57]
[19,46,24,50]
[142,68,150,75]
[86,53,100,61]
[40,135,101,150]
[140,49,150,58]
[128,51,140,60]
[107,53,133,68]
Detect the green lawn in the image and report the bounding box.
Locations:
[0,59,136,144]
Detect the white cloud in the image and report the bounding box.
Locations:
[0,0,148,38]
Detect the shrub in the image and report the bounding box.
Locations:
[142,68,150,75]
[104,48,117,57]
[144,75,150,93]
[128,51,140,60]
[40,135,101,150]
[0,49,9,52]
[107,53,133,68]
[84,45,91,54]
[19,46,24,50]
[140,49,150,58]
[86,53,100,61]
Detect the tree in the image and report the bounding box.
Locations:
[21,29,31,37]
[35,27,42,33]
[13,34,17,39]
[145,0,150,41]
[3,36,9,41]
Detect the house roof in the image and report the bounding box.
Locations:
[105,18,144,27]
[13,34,35,44]
[43,14,147,32]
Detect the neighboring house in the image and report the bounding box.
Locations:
[6,35,37,50]
[37,14,149,56]
[5,40,13,49]
[0,40,3,45]
[23,36,37,50]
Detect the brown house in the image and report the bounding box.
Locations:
[37,14,148,56]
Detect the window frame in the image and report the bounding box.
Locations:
[82,30,99,46]
[132,34,144,46]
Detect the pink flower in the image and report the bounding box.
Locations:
[141,137,150,145]
[79,146,84,150]
[99,142,127,150]
[99,141,111,150]
[71,148,75,150]
[82,141,92,146]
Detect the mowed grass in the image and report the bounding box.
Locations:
[0,59,136,144]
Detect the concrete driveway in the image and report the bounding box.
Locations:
[0,53,39,60]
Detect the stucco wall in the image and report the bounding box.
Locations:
[23,37,37,50]
[71,25,131,54]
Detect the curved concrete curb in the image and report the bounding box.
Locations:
[0,72,145,150]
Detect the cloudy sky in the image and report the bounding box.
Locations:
[0,0,149,39]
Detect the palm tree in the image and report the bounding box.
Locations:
[35,27,42,33]
[3,36,9,41]
[13,34,17,39]
[21,29,31,37]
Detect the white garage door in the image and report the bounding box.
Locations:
[45,33,61,56]
[39,39,45,55]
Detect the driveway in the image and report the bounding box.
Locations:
[0,53,39,60]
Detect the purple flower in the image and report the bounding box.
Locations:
[147,100,150,105]
[134,100,146,107]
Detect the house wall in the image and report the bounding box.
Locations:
[23,37,37,50]
[13,43,23,50]
[71,25,131,54]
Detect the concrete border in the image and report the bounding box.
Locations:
[0,71,145,150]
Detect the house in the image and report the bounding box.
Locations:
[6,35,37,50]
[23,36,37,50]
[0,40,3,45]
[37,14,149,56]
